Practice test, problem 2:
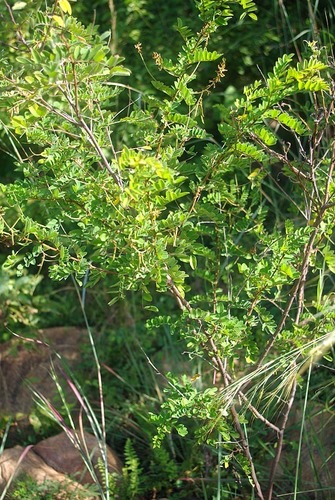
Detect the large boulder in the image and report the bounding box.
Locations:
[0,445,93,498]
[0,327,87,436]
[0,431,122,497]
[33,430,123,485]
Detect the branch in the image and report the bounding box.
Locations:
[266,377,297,499]
[167,274,266,499]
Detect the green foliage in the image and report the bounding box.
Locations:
[9,474,96,499]
[150,373,230,447]
[195,0,257,24]
[0,266,42,339]
[0,0,335,498]
[121,439,143,498]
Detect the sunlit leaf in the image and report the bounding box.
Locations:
[59,0,72,15]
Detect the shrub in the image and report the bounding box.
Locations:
[0,0,334,497]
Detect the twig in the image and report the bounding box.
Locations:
[266,376,297,500]
[108,0,118,54]
[256,223,319,367]
[78,118,124,190]
[167,274,266,499]
[3,0,29,49]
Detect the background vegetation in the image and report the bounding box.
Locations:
[0,0,335,498]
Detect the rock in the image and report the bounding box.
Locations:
[0,431,122,497]
[0,327,87,437]
[33,430,123,485]
[0,445,93,498]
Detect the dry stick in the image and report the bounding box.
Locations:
[324,140,335,206]
[167,275,266,499]
[256,224,319,368]
[251,220,320,495]
[4,0,30,49]
[222,374,266,500]
[249,132,311,183]
[255,95,335,368]
[235,389,280,434]
[264,129,335,498]
[77,117,123,190]
[108,0,118,54]
[266,378,297,500]
[55,66,124,191]
[41,91,124,190]
[265,224,316,497]
[0,354,10,410]
[166,276,279,431]
[207,338,265,499]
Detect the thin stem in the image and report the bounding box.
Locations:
[78,117,124,190]
[293,364,311,500]
[167,274,266,499]
[73,278,110,500]
[266,376,297,500]
[3,0,29,49]
[256,223,319,367]
[108,0,118,54]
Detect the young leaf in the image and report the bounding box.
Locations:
[151,80,175,97]
[188,49,222,64]
[253,125,277,146]
[59,0,72,15]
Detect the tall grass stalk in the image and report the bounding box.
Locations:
[293,363,312,500]
[217,431,222,500]
[0,419,11,456]
[26,273,112,498]
[72,274,110,499]
[0,445,34,500]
